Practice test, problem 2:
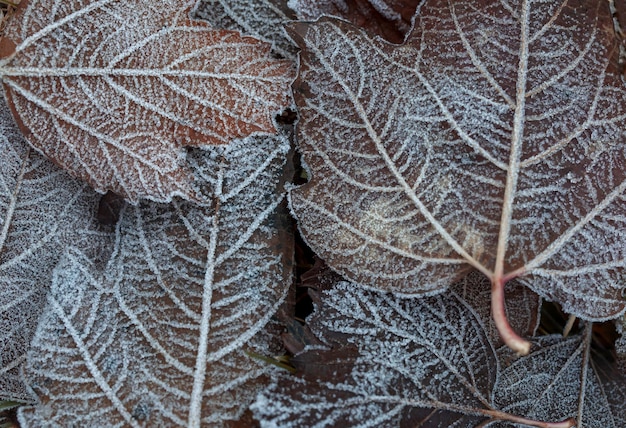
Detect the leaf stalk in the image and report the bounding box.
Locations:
[483,408,575,428]
[491,276,531,355]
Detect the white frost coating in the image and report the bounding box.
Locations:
[253,281,625,427]
[289,0,626,319]
[0,0,293,202]
[0,96,110,402]
[17,134,292,425]
[495,331,626,427]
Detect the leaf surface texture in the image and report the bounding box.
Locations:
[253,277,626,427]
[195,0,298,61]
[288,0,422,42]
[0,96,111,402]
[16,134,293,426]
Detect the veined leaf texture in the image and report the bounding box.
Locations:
[2,0,626,426]
[0,96,113,402]
[0,0,293,202]
[287,0,626,351]
[194,0,299,61]
[17,134,293,426]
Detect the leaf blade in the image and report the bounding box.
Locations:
[288,1,626,325]
[0,0,294,202]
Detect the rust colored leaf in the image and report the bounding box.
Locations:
[0,0,293,202]
[288,0,626,353]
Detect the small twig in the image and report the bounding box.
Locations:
[562,314,577,337]
[244,350,296,374]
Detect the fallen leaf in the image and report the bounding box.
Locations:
[287,0,626,353]
[0,95,112,402]
[0,0,294,202]
[16,134,293,426]
[494,330,626,428]
[253,277,624,427]
[453,270,541,348]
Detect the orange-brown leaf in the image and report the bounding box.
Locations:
[0,0,294,202]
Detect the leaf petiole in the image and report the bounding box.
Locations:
[482,408,575,428]
[491,276,531,355]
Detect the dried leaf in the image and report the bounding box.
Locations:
[0,96,112,402]
[253,279,624,427]
[0,0,294,202]
[16,134,293,426]
[194,0,298,61]
[287,1,626,351]
[494,330,626,428]
[288,0,423,43]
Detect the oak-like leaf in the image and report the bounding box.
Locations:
[16,134,293,426]
[0,0,294,202]
[0,96,112,402]
[288,0,626,352]
[253,278,623,427]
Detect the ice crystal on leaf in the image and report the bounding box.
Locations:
[0,0,293,202]
[287,0,626,353]
[253,276,625,427]
[0,95,112,402]
[15,134,293,426]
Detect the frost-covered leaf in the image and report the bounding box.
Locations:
[494,329,626,428]
[288,1,626,351]
[254,282,498,427]
[0,96,112,402]
[0,0,293,202]
[194,0,298,61]
[17,134,293,426]
[253,279,624,427]
[288,0,423,43]
[610,0,626,76]
[616,315,626,371]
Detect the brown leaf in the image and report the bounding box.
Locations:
[289,0,423,43]
[194,0,298,60]
[253,279,624,427]
[16,134,293,426]
[287,1,626,353]
[453,270,541,348]
[0,0,294,202]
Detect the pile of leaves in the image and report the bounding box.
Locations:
[1,0,626,426]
